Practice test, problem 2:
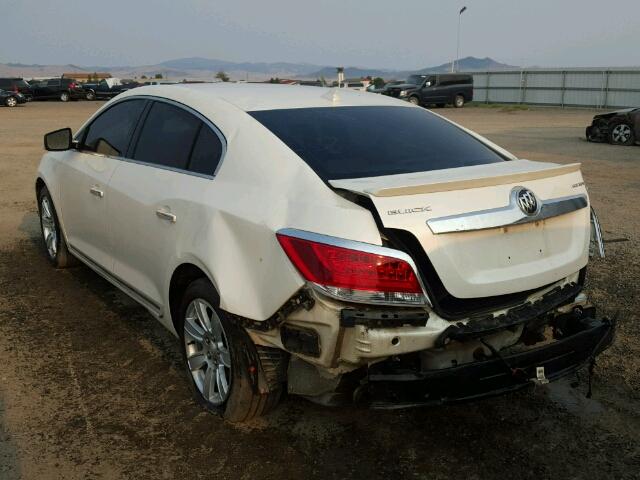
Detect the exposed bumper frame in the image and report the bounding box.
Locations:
[363,316,615,409]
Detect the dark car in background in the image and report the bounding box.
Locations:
[383,73,473,108]
[83,78,139,100]
[0,89,27,107]
[0,78,33,100]
[586,108,639,146]
[30,78,85,102]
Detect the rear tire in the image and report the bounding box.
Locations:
[608,122,635,146]
[453,95,465,108]
[60,91,70,102]
[85,90,96,101]
[5,96,17,107]
[178,278,282,423]
[37,186,77,268]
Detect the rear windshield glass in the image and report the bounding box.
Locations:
[249,106,505,180]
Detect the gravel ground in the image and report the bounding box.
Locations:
[0,101,638,479]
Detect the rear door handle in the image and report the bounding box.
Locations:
[89,186,104,198]
[156,208,177,223]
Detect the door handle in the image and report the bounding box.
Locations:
[156,208,177,223]
[89,186,104,198]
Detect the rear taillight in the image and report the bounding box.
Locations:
[276,230,427,305]
[69,83,77,89]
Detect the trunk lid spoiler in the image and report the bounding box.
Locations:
[329,160,581,197]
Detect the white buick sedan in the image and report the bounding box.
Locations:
[36,84,613,422]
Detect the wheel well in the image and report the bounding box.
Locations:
[35,177,46,198]
[168,263,211,332]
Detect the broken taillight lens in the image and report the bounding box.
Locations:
[276,232,426,305]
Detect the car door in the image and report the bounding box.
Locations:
[59,99,148,270]
[108,99,225,311]
[420,76,444,104]
[45,79,61,98]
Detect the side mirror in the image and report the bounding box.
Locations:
[424,81,432,88]
[44,128,73,151]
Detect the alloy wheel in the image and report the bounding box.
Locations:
[6,97,17,107]
[611,124,632,144]
[183,298,232,405]
[40,197,58,259]
[60,92,70,102]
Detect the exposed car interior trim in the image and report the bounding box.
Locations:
[427,191,588,234]
[67,244,163,318]
[276,228,432,307]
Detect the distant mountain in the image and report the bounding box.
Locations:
[0,56,517,82]
[303,57,518,80]
[414,56,517,74]
[158,57,325,76]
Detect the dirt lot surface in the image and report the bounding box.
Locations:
[0,102,638,479]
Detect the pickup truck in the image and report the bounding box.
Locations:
[83,78,139,100]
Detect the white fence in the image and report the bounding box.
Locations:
[469,69,640,108]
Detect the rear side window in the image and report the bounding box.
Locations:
[188,126,223,175]
[132,101,200,169]
[250,106,505,181]
[82,99,146,157]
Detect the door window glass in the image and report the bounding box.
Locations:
[132,101,201,170]
[82,99,146,157]
[188,125,223,176]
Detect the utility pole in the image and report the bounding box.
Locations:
[453,6,467,72]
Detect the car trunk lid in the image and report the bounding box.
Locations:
[330,160,590,299]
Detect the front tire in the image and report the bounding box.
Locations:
[60,91,70,102]
[85,90,96,101]
[38,186,76,268]
[609,122,635,146]
[453,95,465,108]
[5,96,17,107]
[407,96,420,106]
[178,278,281,423]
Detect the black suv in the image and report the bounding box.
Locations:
[30,78,85,102]
[0,78,33,100]
[383,73,473,108]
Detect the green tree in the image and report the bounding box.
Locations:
[215,71,230,82]
[141,74,147,79]
[373,77,385,88]
[155,73,163,79]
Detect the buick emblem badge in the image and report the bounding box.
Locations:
[516,188,538,215]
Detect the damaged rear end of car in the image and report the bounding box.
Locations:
[246,103,614,408]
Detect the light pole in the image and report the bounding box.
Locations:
[453,6,467,73]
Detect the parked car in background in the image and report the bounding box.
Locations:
[367,80,403,94]
[36,84,613,422]
[0,89,27,107]
[586,108,639,146]
[30,78,85,102]
[83,78,139,100]
[383,73,473,108]
[0,78,33,100]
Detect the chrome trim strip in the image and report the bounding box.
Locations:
[426,190,588,235]
[276,228,432,307]
[590,207,606,258]
[67,244,162,317]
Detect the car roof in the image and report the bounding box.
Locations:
[118,83,411,112]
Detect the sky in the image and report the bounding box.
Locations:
[1,0,639,69]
